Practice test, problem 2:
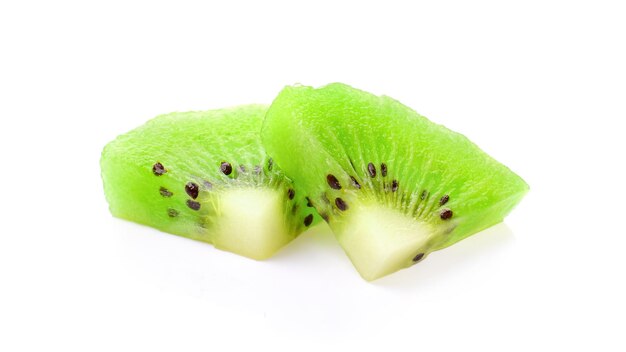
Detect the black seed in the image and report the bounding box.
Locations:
[367,162,376,177]
[287,188,295,200]
[350,176,361,189]
[320,213,330,222]
[152,162,166,176]
[220,162,232,175]
[348,157,356,171]
[305,197,313,207]
[391,180,399,192]
[159,187,173,197]
[380,163,388,177]
[203,181,213,190]
[439,195,449,206]
[238,165,246,173]
[412,253,425,262]
[440,209,453,220]
[267,158,273,171]
[187,200,201,211]
[420,190,428,200]
[335,197,348,211]
[167,208,179,217]
[326,174,341,190]
[304,214,313,227]
[253,165,262,175]
[185,182,199,199]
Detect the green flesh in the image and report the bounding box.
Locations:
[262,83,528,280]
[101,105,319,260]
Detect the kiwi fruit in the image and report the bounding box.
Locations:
[261,83,529,280]
[101,105,319,260]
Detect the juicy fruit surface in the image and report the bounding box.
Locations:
[262,83,528,280]
[101,105,318,260]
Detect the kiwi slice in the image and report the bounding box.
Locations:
[262,83,529,280]
[101,105,318,260]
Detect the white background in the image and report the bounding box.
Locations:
[1,1,624,351]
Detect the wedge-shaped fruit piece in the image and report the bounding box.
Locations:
[262,84,528,280]
[101,105,318,260]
